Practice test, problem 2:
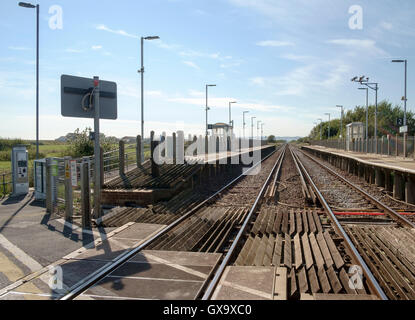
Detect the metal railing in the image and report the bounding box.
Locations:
[1,170,12,195]
[309,135,415,159]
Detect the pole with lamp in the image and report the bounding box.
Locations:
[18,2,39,159]
[392,59,408,157]
[205,84,216,136]
[138,35,159,162]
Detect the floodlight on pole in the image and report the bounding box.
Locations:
[336,105,344,138]
[19,2,36,8]
[257,120,262,139]
[229,101,237,127]
[351,75,379,152]
[325,113,331,139]
[358,87,369,152]
[317,118,323,140]
[205,84,216,136]
[138,35,159,162]
[391,59,408,127]
[243,111,249,139]
[251,116,256,141]
[19,2,39,159]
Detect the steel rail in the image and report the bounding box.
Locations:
[201,145,287,300]
[61,146,279,300]
[290,146,388,300]
[267,146,286,197]
[299,148,415,229]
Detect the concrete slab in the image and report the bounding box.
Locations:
[0,292,54,300]
[211,266,275,300]
[78,250,221,300]
[109,262,212,281]
[129,250,221,266]
[112,223,165,240]
[1,259,111,299]
[80,277,204,300]
[71,239,133,262]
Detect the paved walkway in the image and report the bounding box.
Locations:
[305,145,415,174]
[0,192,115,292]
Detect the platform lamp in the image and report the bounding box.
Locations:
[19,2,39,159]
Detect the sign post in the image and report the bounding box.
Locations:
[61,74,117,219]
[93,76,101,218]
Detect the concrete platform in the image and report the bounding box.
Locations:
[303,145,415,205]
[185,145,274,164]
[305,145,415,174]
[76,250,221,300]
[0,221,166,300]
[211,266,277,300]
[0,192,120,293]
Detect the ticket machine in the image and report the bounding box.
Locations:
[11,146,29,196]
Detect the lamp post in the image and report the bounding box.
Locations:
[317,118,323,140]
[352,76,379,153]
[392,59,408,156]
[257,120,262,139]
[251,116,256,141]
[205,84,216,136]
[325,113,331,139]
[358,87,369,152]
[243,111,249,139]
[336,105,344,138]
[392,59,408,128]
[229,101,237,128]
[138,35,159,162]
[19,2,39,159]
[261,123,264,142]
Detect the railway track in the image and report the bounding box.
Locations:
[60,145,283,300]
[61,144,415,301]
[206,145,387,300]
[292,147,415,300]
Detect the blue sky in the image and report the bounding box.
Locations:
[1,0,414,139]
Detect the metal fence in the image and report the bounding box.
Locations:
[310,135,415,158]
[1,170,12,195]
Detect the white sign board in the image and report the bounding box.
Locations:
[70,160,77,187]
[400,126,408,134]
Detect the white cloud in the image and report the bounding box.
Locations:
[220,61,242,68]
[8,46,30,51]
[250,77,265,86]
[182,61,200,70]
[326,39,387,56]
[65,48,83,53]
[256,40,294,47]
[188,89,204,97]
[380,22,393,31]
[167,95,290,112]
[147,90,163,96]
[179,50,221,60]
[96,24,139,39]
[91,45,103,50]
[250,59,351,97]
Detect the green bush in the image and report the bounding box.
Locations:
[0,139,45,161]
[62,128,114,158]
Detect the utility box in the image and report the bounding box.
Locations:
[346,122,364,151]
[34,159,46,200]
[11,146,29,196]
